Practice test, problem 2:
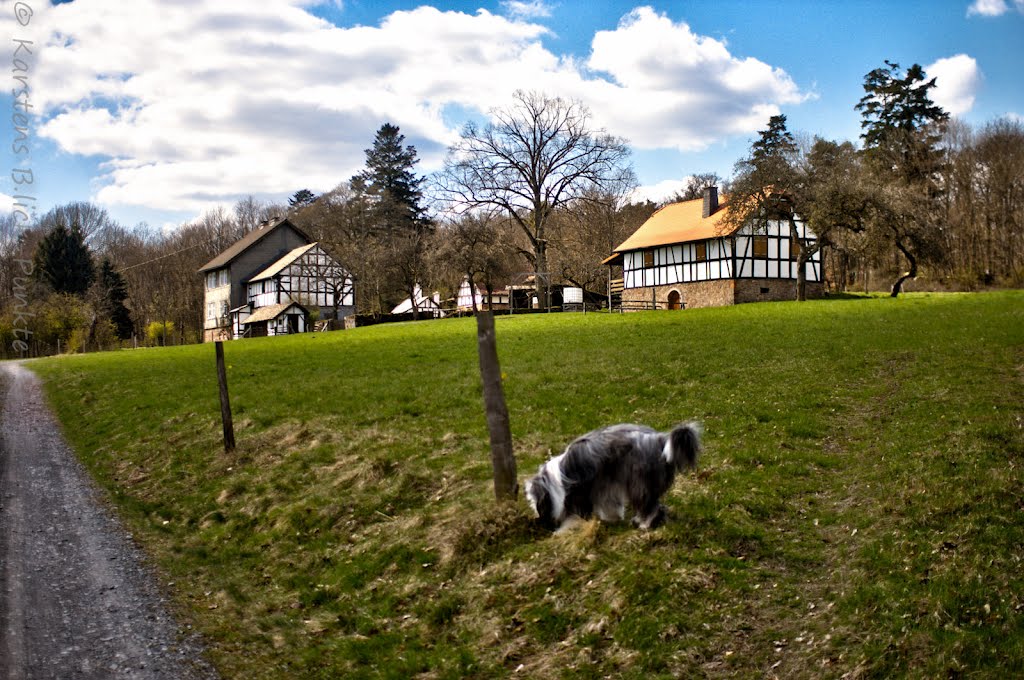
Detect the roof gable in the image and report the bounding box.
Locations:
[248,243,320,282]
[612,197,735,253]
[198,217,312,273]
[241,301,307,325]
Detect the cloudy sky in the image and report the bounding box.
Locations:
[3,0,1022,230]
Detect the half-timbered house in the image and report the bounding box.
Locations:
[391,285,445,318]
[198,217,353,341]
[604,187,822,310]
[456,278,510,312]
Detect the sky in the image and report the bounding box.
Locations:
[2,0,1022,233]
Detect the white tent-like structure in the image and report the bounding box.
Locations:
[391,285,445,318]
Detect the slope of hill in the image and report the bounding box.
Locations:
[31,292,1024,678]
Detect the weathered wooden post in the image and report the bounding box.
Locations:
[215,341,235,453]
[476,310,517,501]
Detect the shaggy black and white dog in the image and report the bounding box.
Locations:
[525,422,702,531]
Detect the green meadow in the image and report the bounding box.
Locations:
[28,291,1024,678]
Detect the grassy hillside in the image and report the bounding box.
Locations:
[30,292,1024,678]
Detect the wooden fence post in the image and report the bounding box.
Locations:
[215,341,236,453]
[476,310,517,501]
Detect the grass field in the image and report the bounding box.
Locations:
[28,291,1024,678]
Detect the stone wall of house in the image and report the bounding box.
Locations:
[621,280,735,310]
[621,277,824,311]
[734,279,824,304]
[675,280,736,309]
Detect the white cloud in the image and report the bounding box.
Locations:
[967,0,1009,15]
[630,178,690,205]
[13,2,806,217]
[966,0,1024,15]
[584,7,807,150]
[501,1,553,19]
[926,54,983,116]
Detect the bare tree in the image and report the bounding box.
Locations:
[37,202,116,244]
[293,182,395,316]
[439,90,634,308]
[429,211,519,500]
[550,184,652,296]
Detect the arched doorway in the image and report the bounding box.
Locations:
[667,290,682,310]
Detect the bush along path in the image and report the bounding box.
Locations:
[0,361,216,680]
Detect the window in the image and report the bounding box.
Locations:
[208,269,228,288]
[695,242,707,262]
[752,236,768,258]
[643,250,654,268]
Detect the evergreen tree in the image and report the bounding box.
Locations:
[288,189,317,208]
[351,123,433,318]
[856,61,949,184]
[33,221,94,295]
[729,114,816,298]
[730,114,800,221]
[96,259,134,339]
[856,60,950,296]
[750,114,797,166]
[354,123,428,234]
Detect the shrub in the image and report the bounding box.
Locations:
[146,320,175,345]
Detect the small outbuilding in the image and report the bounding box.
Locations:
[239,301,308,337]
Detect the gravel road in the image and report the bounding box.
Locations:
[0,361,217,680]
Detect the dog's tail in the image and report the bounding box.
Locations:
[668,421,702,472]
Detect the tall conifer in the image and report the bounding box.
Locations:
[33,221,94,295]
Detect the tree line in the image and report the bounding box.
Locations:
[2,62,1022,357]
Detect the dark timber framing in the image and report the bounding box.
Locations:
[622,219,821,291]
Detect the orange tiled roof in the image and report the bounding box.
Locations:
[612,197,736,253]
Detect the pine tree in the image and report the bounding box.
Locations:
[96,259,134,339]
[288,189,317,208]
[856,60,950,296]
[750,114,797,166]
[33,220,94,295]
[352,123,433,319]
[856,61,949,184]
[354,123,428,234]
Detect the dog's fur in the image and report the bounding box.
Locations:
[525,422,702,531]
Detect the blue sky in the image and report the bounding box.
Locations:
[2,0,1022,232]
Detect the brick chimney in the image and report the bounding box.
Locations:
[702,186,719,218]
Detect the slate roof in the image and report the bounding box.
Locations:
[197,217,311,273]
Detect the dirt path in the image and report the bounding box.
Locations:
[0,361,217,680]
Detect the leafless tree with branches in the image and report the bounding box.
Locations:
[438,90,634,308]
